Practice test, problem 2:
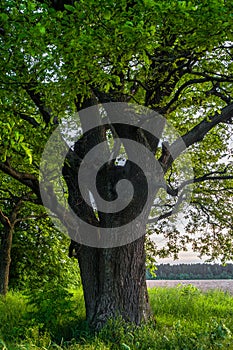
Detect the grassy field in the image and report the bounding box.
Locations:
[0,284,233,350]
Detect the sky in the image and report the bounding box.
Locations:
[156,251,204,265]
[152,232,206,265]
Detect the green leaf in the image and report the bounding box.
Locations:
[14,131,19,141]
[39,26,46,35]
[0,13,9,22]
[21,144,33,164]
[64,4,75,12]
[103,10,111,20]
[36,23,46,34]
[125,21,134,27]
[121,344,131,350]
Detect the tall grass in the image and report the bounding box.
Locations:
[0,284,232,350]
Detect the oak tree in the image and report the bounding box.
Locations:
[1,0,233,329]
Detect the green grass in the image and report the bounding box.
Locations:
[0,284,233,350]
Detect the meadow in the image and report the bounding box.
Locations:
[0,284,233,350]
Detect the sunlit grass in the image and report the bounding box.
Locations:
[0,285,233,350]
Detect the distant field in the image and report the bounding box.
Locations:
[146,279,233,293]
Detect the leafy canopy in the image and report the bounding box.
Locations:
[0,0,233,262]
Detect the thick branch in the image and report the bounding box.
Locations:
[183,104,233,146]
[0,162,41,200]
[160,103,233,170]
[25,88,53,125]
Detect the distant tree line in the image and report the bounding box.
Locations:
[146,263,233,280]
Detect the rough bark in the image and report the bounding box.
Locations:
[76,235,151,330]
[66,164,152,330]
[0,225,13,296]
[63,128,153,328]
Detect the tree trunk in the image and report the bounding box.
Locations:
[61,103,155,330]
[64,156,153,330]
[0,226,13,296]
[77,234,151,330]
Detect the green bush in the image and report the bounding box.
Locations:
[24,282,85,342]
[0,292,30,341]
